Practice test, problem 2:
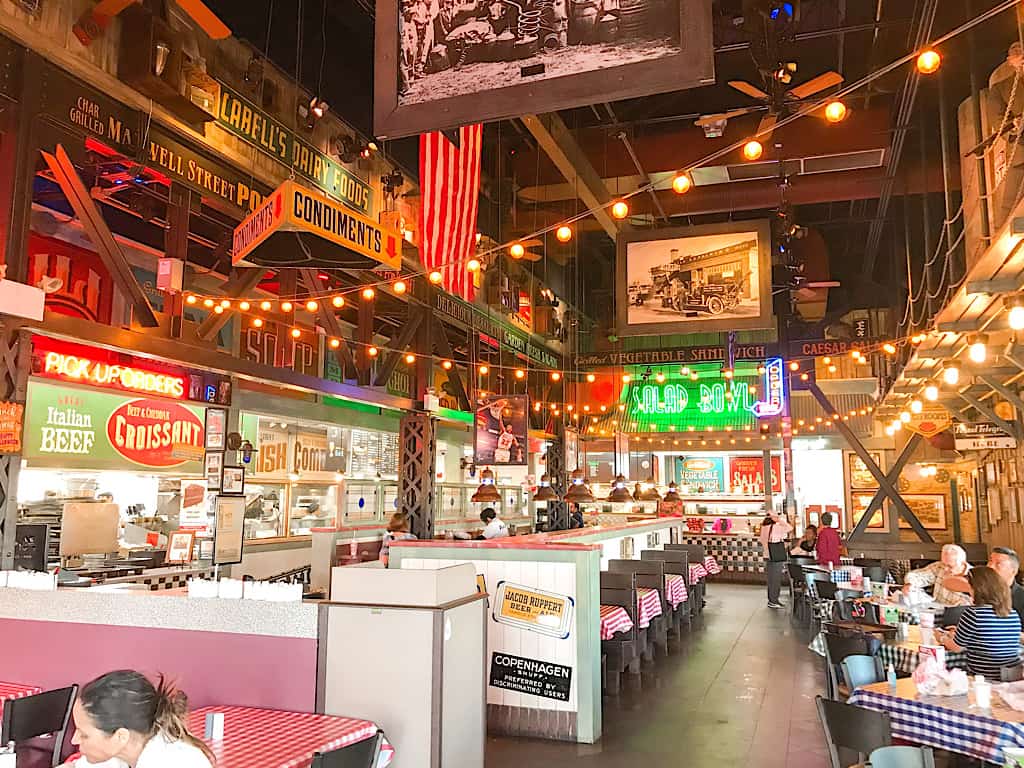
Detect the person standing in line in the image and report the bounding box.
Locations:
[760,509,792,609]
[815,511,842,568]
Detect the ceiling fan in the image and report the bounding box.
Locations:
[696,66,843,143]
[74,0,231,46]
[510,238,544,262]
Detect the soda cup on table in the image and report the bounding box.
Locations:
[975,675,992,709]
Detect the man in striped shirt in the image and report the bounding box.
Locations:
[937,566,1021,681]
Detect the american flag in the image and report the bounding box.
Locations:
[419,124,483,302]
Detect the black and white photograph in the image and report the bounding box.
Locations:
[616,220,773,336]
[475,394,528,466]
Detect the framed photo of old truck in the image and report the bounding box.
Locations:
[615,220,773,337]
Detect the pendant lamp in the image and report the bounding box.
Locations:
[563,468,595,503]
[471,467,502,503]
[532,473,559,502]
[662,481,682,503]
[605,474,633,503]
[638,477,662,502]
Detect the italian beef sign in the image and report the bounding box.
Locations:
[905,403,952,438]
[232,180,400,270]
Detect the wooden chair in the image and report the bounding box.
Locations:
[608,558,670,660]
[641,548,692,634]
[599,570,641,694]
[664,543,706,612]
[816,695,892,768]
[1,685,78,768]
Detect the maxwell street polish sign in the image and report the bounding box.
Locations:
[23,381,205,472]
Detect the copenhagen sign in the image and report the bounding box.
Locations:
[216,83,373,215]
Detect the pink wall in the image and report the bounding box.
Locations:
[1,619,318,712]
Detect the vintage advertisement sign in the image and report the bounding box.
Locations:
[435,292,560,369]
[674,456,725,493]
[213,495,245,566]
[488,652,572,702]
[0,402,24,453]
[216,83,372,215]
[23,381,205,472]
[954,421,1018,450]
[728,455,781,495]
[178,479,210,533]
[475,394,528,466]
[904,404,952,438]
[241,322,321,378]
[493,582,574,640]
[232,180,400,270]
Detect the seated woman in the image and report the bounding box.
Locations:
[65,670,213,767]
[379,511,417,565]
[789,524,817,557]
[902,543,972,606]
[937,566,1021,681]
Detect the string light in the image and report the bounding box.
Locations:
[429,270,443,284]
[671,173,692,194]
[883,343,897,354]
[968,334,988,363]
[290,328,301,339]
[910,399,923,414]
[622,374,631,383]
[441,359,453,370]
[586,373,596,383]
[393,281,407,295]
[281,301,293,312]
[252,317,263,328]
[1009,299,1024,331]
[479,365,489,375]
[655,372,666,383]
[219,299,231,309]
[742,140,763,161]
[789,361,800,371]
[213,305,224,314]
[509,243,525,258]
[556,225,573,243]
[368,346,379,357]
[185,294,197,305]
[306,300,319,312]
[362,287,375,301]
[550,371,562,381]
[329,338,341,349]
[900,411,911,423]
[261,300,273,311]
[467,258,481,272]
[239,301,251,311]
[611,200,629,219]
[405,353,415,364]
[203,298,215,308]
[917,49,941,74]
[824,100,848,123]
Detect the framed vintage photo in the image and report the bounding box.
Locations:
[374,0,712,137]
[848,452,882,490]
[166,530,195,564]
[898,494,947,531]
[213,495,246,566]
[204,452,223,491]
[205,408,227,451]
[221,465,245,496]
[849,492,887,532]
[616,220,773,337]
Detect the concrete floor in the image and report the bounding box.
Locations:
[486,583,830,768]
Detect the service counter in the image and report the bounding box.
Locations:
[389,517,684,745]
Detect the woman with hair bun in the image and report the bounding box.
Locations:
[65,670,213,767]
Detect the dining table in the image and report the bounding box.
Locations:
[599,604,634,640]
[187,706,394,768]
[688,563,708,584]
[664,574,688,609]
[702,556,722,576]
[635,586,664,629]
[0,680,41,718]
[877,624,968,675]
[848,677,1024,764]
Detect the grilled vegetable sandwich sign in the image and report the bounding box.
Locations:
[232,180,400,270]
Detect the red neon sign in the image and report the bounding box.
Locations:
[34,339,186,399]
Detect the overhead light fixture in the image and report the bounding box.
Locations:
[824,100,847,123]
[900,411,911,423]
[662,482,682,503]
[556,225,573,243]
[638,478,662,502]
[910,399,923,414]
[1009,298,1024,331]
[563,468,595,503]
[671,173,692,194]
[310,97,329,119]
[471,467,502,503]
[742,140,763,161]
[605,474,634,503]
[916,49,941,74]
[924,384,939,401]
[611,200,629,220]
[533,474,559,502]
[968,334,988,364]
[942,365,960,386]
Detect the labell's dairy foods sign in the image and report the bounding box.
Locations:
[23,381,205,472]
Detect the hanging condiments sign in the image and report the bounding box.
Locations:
[23,381,205,471]
[904,404,952,438]
[0,402,24,453]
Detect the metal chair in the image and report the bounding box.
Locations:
[816,695,892,768]
[1002,663,1024,682]
[1,685,78,768]
[867,745,936,768]
[311,731,383,768]
[823,633,881,700]
[787,561,809,621]
[840,654,884,691]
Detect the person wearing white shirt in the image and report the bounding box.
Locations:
[62,670,212,768]
[480,507,509,539]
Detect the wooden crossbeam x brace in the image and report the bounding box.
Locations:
[298,269,357,381]
[856,432,925,539]
[806,380,933,542]
[42,145,159,327]
[195,266,266,342]
[374,311,421,388]
[958,390,1018,438]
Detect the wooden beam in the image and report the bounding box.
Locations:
[195,266,266,342]
[374,311,421,388]
[858,433,925,538]
[432,313,471,411]
[520,113,623,240]
[42,145,159,327]
[298,269,357,381]
[357,295,374,386]
[958,391,1017,436]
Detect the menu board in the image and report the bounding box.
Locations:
[349,428,398,476]
[213,495,245,565]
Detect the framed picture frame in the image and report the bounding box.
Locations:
[205,408,227,451]
[204,452,224,491]
[615,220,774,337]
[898,494,947,531]
[849,492,888,532]
[198,538,214,561]
[221,465,245,496]
[213,495,246,566]
[848,452,882,490]
[373,0,713,138]
[166,530,195,564]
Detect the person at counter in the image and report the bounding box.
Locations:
[64,670,213,767]
[479,507,509,539]
[815,513,842,567]
[901,544,972,607]
[380,512,417,565]
[760,510,792,610]
[790,524,817,557]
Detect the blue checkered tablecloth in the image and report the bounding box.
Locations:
[877,643,968,676]
[848,682,1024,764]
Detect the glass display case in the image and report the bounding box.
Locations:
[288,483,339,536]
[243,482,286,540]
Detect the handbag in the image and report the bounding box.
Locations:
[766,523,788,563]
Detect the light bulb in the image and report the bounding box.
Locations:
[924,384,939,401]
[290,328,301,339]
[305,300,319,312]
[220,299,231,308]
[789,361,799,371]
[442,360,453,370]
[393,280,407,294]
[239,300,251,311]
[968,335,988,364]
[185,294,197,305]
[550,371,561,381]
[943,365,960,385]
[281,301,293,312]
[260,300,273,311]
[405,353,415,364]
[467,258,480,272]
[429,270,443,284]
[515,369,525,379]
[556,225,572,243]
[586,373,596,383]
[622,374,631,384]
[213,305,224,314]
[742,140,763,161]
[910,400,923,414]
[611,200,629,219]
[1010,304,1024,331]
[329,338,341,349]
[332,295,345,308]
[883,343,897,354]
[671,173,692,194]
[509,243,525,258]
[368,346,379,357]
[203,298,215,308]
[655,372,666,383]
[362,287,375,300]
[900,411,911,423]
[252,317,263,328]
[479,365,489,375]
[917,49,941,74]
[824,100,847,123]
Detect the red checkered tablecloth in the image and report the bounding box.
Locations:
[187,706,393,768]
[599,604,634,640]
[636,587,663,629]
[689,563,708,583]
[703,556,722,575]
[0,680,41,719]
[664,574,688,608]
